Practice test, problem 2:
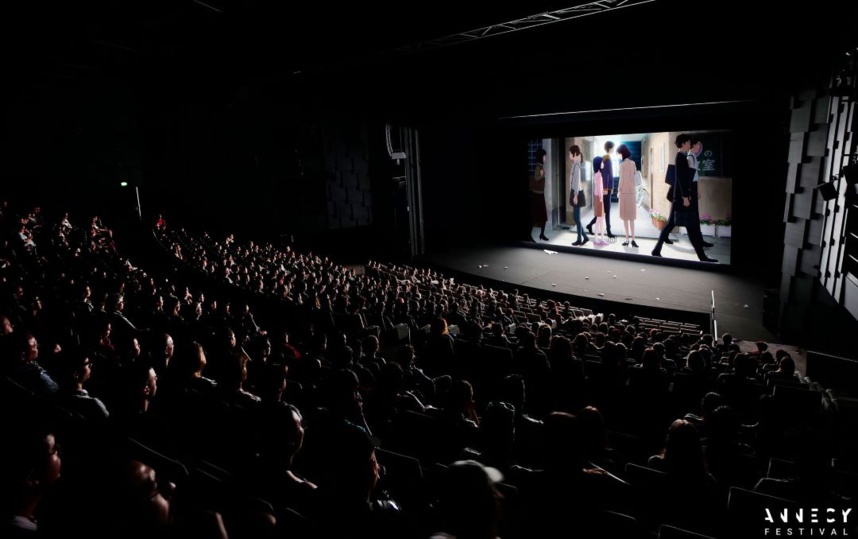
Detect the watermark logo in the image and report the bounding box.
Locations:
[764,508,852,536]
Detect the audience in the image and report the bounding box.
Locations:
[0,200,845,539]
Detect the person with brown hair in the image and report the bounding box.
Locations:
[586,140,615,238]
[568,145,589,246]
[652,134,717,262]
[530,148,550,242]
[616,143,639,247]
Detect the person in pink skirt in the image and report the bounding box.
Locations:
[592,156,607,245]
[616,144,639,247]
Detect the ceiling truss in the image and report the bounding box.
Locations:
[392,0,658,55]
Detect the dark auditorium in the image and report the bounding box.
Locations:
[3,1,858,538]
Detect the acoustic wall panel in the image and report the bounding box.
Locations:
[785,162,799,193]
[807,128,828,157]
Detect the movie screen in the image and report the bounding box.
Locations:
[528,131,733,265]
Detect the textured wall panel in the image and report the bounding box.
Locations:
[782,247,799,275]
[790,102,812,133]
[814,96,832,124]
[798,157,823,189]
[788,133,806,162]
[807,128,828,157]
[784,220,808,249]
[807,215,824,246]
[800,244,821,276]
[785,162,799,193]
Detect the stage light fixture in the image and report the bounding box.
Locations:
[818,180,839,201]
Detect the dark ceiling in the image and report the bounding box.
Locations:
[4,0,857,120]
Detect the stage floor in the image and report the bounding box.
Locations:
[417,243,779,346]
[531,224,732,266]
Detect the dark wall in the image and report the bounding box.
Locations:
[136,85,329,241]
[2,78,143,227]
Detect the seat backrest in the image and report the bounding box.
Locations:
[658,524,716,539]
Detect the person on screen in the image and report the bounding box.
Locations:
[654,137,714,250]
[652,134,717,262]
[616,144,639,248]
[569,145,589,246]
[687,138,714,248]
[586,141,615,239]
[591,156,608,245]
[531,148,550,242]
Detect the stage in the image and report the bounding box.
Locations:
[416,242,779,345]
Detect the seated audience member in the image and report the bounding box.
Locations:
[394,343,440,404]
[430,460,504,539]
[17,223,37,256]
[218,351,262,407]
[439,379,481,460]
[105,458,229,539]
[499,374,544,466]
[315,422,410,539]
[485,322,512,348]
[243,402,319,520]
[0,426,63,537]
[470,401,518,475]
[3,332,59,396]
[647,419,722,533]
[53,348,110,421]
[365,361,427,426]
[578,405,623,474]
[703,405,758,491]
[518,412,629,538]
[766,354,799,384]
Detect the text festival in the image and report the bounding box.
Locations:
[764,508,852,536]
